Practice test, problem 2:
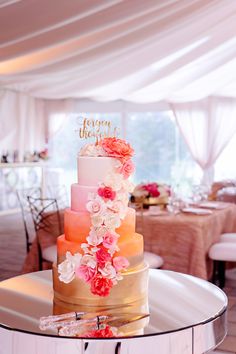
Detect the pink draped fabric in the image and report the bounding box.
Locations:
[0,1,236,101]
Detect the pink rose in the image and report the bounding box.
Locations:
[98,186,116,200]
[118,159,135,179]
[103,232,118,249]
[76,264,97,282]
[86,198,106,215]
[90,274,113,297]
[96,248,112,267]
[113,256,129,271]
[99,137,134,162]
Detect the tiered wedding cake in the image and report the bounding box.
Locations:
[53,137,148,334]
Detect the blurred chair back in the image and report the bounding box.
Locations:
[27,196,63,235]
[16,187,42,253]
[47,184,69,210]
[27,196,63,270]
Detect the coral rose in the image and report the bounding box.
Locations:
[103,232,118,249]
[98,186,116,200]
[90,274,113,297]
[100,137,134,162]
[118,159,135,179]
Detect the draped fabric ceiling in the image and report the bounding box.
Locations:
[1,0,236,102]
[1,0,236,171]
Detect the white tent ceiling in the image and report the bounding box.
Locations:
[0,0,236,102]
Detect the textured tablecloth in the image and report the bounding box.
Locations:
[22,204,236,279]
[136,203,236,279]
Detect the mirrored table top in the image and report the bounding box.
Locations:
[0,269,227,339]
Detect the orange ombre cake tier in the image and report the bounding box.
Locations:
[64,207,135,242]
[57,232,144,267]
[53,137,149,316]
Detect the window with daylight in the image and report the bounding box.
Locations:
[214,131,236,181]
[48,111,201,195]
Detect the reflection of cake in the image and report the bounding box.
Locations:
[52,137,149,335]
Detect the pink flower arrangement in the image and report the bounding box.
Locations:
[100,137,134,162]
[133,182,171,199]
[144,183,161,197]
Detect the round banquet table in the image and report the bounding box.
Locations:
[0,269,227,354]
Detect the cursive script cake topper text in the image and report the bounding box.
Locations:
[77,116,120,142]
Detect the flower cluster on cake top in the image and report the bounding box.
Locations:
[58,137,135,297]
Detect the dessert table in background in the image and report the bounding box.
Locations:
[136,203,236,279]
[0,270,227,354]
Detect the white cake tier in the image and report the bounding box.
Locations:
[77,156,118,186]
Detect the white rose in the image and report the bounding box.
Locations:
[79,144,106,157]
[104,213,121,229]
[86,227,103,246]
[105,173,123,191]
[58,252,82,284]
[99,262,117,279]
[107,200,127,219]
[91,214,104,227]
[122,179,135,193]
[81,254,97,268]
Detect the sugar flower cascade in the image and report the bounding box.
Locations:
[58,138,135,297]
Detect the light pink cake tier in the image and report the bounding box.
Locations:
[71,183,97,212]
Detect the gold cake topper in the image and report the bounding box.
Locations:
[77,116,120,142]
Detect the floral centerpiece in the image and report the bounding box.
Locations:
[132,182,171,207]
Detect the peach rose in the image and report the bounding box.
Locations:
[102,232,118,249]
[100,137,134,162]
[118,159,135,179]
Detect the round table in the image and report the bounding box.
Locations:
[0,269,227,354]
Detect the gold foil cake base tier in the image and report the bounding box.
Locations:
[53,262,149,336]
[53,262,149,307]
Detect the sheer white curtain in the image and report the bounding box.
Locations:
[170,96,236,184]
[46,99,73,141]
[0,90,46,161]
